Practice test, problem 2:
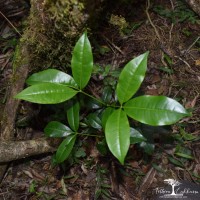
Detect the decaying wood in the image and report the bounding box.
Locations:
[0,48,29,141]
[0,138,56,163]
[185,0,200,17]
[0,44,29,181]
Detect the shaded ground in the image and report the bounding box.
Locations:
[0,0,200,199]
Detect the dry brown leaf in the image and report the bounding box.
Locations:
[185,95,199,108]
[195,59,200,66]
[31,169,45,181]
[23,170,33,179]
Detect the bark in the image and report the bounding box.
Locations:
[0,46,29,141]
[185,0,200,17]
[0,138,56,163]
[0,44,29,181]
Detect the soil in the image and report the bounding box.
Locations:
[0,0,200,199]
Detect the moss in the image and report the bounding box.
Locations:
[109,14,129,35]
[21,0,88,71]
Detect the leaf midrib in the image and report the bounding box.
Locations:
[124,105,187,115]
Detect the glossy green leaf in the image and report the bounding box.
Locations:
[130,128,147,144]
[124,95,190,126]
[26,69,77,88]
[86,113,102,129]
[80,94,102,110]
[116,52,149,104]
[105,109,130,164]
[56,134,76,163]
[102,86,113,103]
[15,83,78,104]
[67,99,80,131]
[44,121,73,137]
[101,107,115,130]
[71,32,93,89]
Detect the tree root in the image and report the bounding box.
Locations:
[0,137,57,163]
[0,44,30,182]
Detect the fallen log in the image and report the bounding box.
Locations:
[185,0,200,17]
[0,138,56,163]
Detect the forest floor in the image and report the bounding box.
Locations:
[0,0,200,199]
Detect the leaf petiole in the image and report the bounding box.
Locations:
[80,90,107,106]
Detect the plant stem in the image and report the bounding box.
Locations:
[80,90,107,106]
[76,132,103,138]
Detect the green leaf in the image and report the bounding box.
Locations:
[71,32,93,89]
[86,113,102,129]
[56,134,76,163]
[175,152,194,159]
[26,69,77,88]
[124,95,190,126]
[105,109,130,164]
[180,128,197,141]
[102,86,113,103]
[116,52,149,104]
[175,145,194,160]
[75,147,86,158]
[80,95,102,109]
[152,163,165,173]
[101,107,115,130]
[140,142,155,155]
[130,128,147,144]
[15,83,78,104]
[168,156,184,167]
[67,99,80,131]
[44,121,74,137]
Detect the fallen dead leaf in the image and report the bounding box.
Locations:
[185,95,199,109]
[23,170,33,179]
[195,59,200,66]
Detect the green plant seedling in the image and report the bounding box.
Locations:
[15,32,191,165]
[153,1,199,24]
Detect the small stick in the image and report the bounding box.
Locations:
[185,36,200,54]
[102,35,124,55]
[0,11,22,37]
[145,0,161,41]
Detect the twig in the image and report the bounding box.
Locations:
[145,0,161,41]
[169,23,174,42]
[0,11,22,37]
[185,36,200,54]
[169,0,175,41]
[102,35,124,55]
[169,0,175,10]
[174,56,192,68]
